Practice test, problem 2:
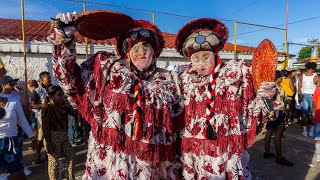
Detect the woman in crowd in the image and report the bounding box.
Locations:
[280,70,295,126]
[264,71,294,166]
[42,85,76,180]
[0,76,34,180]
[299,62,319,136]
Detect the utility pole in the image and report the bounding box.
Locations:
[284,0,289,69]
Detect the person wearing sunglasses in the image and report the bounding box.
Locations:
[0,76,34,180]
[49,11,183,179]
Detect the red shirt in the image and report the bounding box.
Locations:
[312,87,320,123]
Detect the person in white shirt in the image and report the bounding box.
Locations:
[0,76,34,180]
[298,62,320,136]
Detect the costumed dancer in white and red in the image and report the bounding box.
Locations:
[175,18,276,179]
[49,11,183,179]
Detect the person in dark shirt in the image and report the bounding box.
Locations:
[28,80,42,109]
[27,80,43,164]
[42,85,76,180]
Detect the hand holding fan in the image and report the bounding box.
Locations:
[52,10,134,40]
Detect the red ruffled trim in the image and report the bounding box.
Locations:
[180,133,251,157]
[73,91,94,126]
[214,96,244,116]
[76,89,181,163]
[103,91,181,134]
[182,96,256,157]
[184,97,244,128]
[184,100,206,128]
[90,126,176,163]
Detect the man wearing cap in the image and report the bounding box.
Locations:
[0,76,34,180]
[49,12,183,179]
[175,18,276,179]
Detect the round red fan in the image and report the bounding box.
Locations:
[76,10,134,40]
[252,39,278,91]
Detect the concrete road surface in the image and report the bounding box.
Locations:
[21,125,320,180]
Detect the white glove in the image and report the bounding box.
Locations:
[52,12,78,38]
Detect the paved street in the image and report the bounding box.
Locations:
[22,125,320,180]
[22,142,86,180]
[250,125,320,180]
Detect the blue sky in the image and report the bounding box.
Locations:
[1,0,320,61]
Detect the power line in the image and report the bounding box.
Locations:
[230,16,320,37]
[65,0,234,22]
[287,16,320,25]
[224,0,261,19]
[66,0,320,37]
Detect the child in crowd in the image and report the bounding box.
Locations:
[66,96,79,146]
[27,80,43,163]
[42,86,76,180]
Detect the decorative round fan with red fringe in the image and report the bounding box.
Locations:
[77,10,134,40]
[252,39,278,91]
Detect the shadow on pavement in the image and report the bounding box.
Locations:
[23,142,87,180]
[249,125,320,180]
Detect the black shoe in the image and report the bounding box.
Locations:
[264,152,275,159]
[276,157,294,166]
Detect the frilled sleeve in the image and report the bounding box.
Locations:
[250,76,276,135]
[241,62,277,148]
[238,61,273,146]
[253,91,276,130]
[49,34,119,127]
[238,62,257,148]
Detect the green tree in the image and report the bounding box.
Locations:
[296,38,320,62]
[297,46,312,61]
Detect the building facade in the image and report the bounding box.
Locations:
[0,18,292,84]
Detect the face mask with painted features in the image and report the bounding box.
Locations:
[129,43,155,71]
[190,51,216,75]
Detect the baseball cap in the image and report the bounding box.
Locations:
[0,76,19,85]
